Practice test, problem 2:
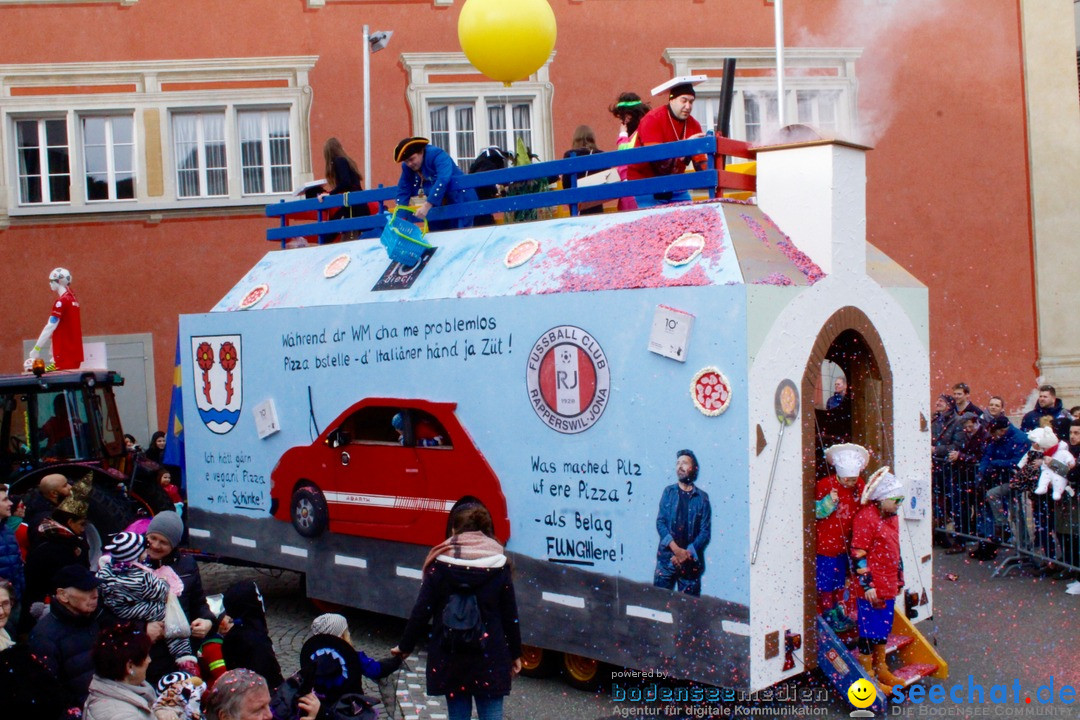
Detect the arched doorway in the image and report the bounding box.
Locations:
[799,306,894,667]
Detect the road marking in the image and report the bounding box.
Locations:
[280,545,308,558]
[189,528,211,538]
[231,536,256,548]
[396,566,424,580]
[542,591,586,609]
[334,554,368,569]
[722,620,751,636]
[626,604,674,624]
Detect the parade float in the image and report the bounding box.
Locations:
[178,135,945,709]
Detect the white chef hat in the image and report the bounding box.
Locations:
[824,443,869,478]
[862,467,905,503]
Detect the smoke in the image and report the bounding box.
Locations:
[786,0,954,146]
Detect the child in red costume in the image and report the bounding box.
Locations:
[815,443,868,633]
[851,468,905,693]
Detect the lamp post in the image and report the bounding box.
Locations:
[363,25,393,185]
[773,0,787,127]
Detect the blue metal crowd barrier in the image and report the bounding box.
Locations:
[933,461,1080,578]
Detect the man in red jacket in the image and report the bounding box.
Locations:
[628,75,709,208]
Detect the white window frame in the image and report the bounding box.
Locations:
[0,56,316,221]
[172,110,228,199]
[402,52,555,169]
[237,107,294,196]
[14,116,70,205]
[81,113,136,203]
[663,47,861,145]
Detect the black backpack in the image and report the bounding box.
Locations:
[441,581,486,653]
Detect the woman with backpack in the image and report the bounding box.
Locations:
[392,504,521,720]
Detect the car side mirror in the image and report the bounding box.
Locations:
[328,429,351,448]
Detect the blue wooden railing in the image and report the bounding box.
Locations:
[265,135,755,247]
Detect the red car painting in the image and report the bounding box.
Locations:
[269,398,510,547]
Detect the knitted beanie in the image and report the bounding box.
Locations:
[147,510,184,549]
[106,532,146,563]
[310,613,349,638]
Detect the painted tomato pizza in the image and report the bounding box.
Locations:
[691,366,732,416]
[238,283,269,310]
[324,253,351,278]
[505,238,540,268]
[664,232,705,266]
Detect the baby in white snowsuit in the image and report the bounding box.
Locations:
[1021,426,1075,500]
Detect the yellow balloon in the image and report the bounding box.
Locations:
[458,0,557,86]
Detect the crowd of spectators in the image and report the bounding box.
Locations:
[932,382,1080,593]
[0,477,402,719]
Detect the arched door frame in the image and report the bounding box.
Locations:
[799,306,894,667]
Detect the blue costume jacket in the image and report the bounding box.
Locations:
[394,145,478,229]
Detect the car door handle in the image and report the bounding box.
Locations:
[405,468,420,474]
[341,452,350,466]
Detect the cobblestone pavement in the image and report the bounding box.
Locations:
[200,561,447,719]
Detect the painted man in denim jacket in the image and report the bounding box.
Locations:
[654,449,712,596]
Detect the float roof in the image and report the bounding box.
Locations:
[214,200,917,312]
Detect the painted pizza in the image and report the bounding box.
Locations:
[505,238,540,268]
[664,232,705,267]
[324,253,351,278]
[691,366,732,416]
[238,283,269,310]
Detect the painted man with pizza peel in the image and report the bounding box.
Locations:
[654,449,712,596]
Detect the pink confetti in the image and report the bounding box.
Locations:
[522,206,727,294]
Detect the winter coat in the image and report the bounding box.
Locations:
[23,518,90,610]
[0,522,24,600]
[98,560,170,622]
[953,421,990,467]
[83,676,155,720]
[931,410,965,462]
[146,548,213,684]
[22,488,56,547]
[222,580,284,689]
[28,599,102,711]
[0,642,71,720]
[978,423,1029,480]
[1020,397,1071,439]
[398,557,521,698]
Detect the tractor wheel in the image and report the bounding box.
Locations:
[520,645,559,678]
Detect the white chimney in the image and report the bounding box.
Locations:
[754,140,869,278]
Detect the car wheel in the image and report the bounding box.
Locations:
[291,484,328,538]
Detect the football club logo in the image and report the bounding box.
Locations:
[526,325,610,434]
[191,335,243,434]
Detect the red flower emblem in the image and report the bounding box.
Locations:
[219,342,238,372]
[196,342,215,372]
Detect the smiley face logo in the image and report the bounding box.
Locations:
[847,678,877,708]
